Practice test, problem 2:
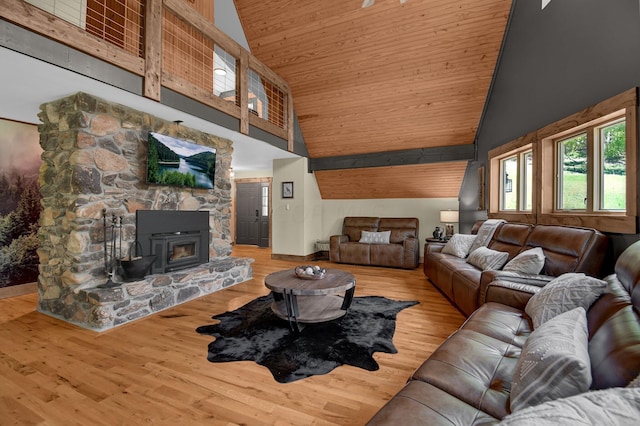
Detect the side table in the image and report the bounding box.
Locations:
[425,238,446,243]
[314,240,330,260]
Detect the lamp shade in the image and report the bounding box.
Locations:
[440,210,459,223]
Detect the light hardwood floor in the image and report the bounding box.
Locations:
[0,246,465,425]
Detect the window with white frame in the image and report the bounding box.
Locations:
[498,148,533,212]
[554,116,626,213]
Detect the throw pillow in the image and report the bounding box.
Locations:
[466,246,509,271]
[468,218,505,253]
[503,247,546,275]
[525,272,607,328]
[359,230,391,244]
[441,234,477,258]
[510,307,591,412]
[500,387,640,426]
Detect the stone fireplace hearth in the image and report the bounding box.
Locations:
[36,92,252,330]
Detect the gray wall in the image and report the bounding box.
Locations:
[460,0,640,254]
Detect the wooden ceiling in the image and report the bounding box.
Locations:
[234,0,512,199]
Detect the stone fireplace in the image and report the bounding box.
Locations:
[36,92,253,330]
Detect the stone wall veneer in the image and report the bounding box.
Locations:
[36,92,252,330]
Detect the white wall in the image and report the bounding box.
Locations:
[214,0,250,50]
[272,157,306,255]
[303,165,324,254]
[233,169,272,180]
[26,0,87,28]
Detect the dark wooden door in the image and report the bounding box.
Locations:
[236,182,270,247]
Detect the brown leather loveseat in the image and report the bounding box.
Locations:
[368,239,640,425]
[330,217,419,269]
[424,221,610,316]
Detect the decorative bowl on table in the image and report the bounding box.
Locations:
[295,265,326,280]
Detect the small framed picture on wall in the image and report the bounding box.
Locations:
[282,181,294,198]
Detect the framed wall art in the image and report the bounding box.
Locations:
[282,181,293,198]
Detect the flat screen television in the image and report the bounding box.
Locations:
[146,132,216,189]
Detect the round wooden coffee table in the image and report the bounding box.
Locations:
[264,268,356,331]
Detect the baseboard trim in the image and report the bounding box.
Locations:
[271,253,318,262]
[0,282,37,300]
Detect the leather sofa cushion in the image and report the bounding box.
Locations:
[367,380,498,425]
[339,242,370,265]
[589,304,640,389]
[523,225,607,277]
[487,223,533,260]
[461,302,531,346]
[379,218,419,244]
[370,243,404,267]
[411,328,519,420]
[410,302,531,419]
[342,217,380,242]
[426,253,470,299]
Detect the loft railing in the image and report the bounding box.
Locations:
[2,0,293,149]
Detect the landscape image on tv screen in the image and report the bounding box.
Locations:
[147,132,216,189]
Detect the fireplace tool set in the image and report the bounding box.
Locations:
[98,209,156,288]
[98,210,123,288]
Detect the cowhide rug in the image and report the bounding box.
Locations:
[196,294,418,383]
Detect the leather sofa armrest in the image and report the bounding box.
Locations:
[425,241,445,254]
[482,280,543,310]
[403,237,420,268]
[329,235,348,262]
[479,271,554,308]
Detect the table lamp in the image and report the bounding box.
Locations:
[440,210,459,240]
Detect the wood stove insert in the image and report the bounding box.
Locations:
[136,210,210,274]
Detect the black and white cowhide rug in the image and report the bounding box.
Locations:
[196,295,418,383]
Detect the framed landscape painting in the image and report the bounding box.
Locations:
[0,118,42,298]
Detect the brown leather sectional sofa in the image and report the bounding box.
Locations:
[424,221,610,316]
[368,238,640,425]
[329,217,420,269]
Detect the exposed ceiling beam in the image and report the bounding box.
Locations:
[308,144,475,172]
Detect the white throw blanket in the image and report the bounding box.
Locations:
[469,219,505,253]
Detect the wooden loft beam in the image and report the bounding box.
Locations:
[144,0,162,101]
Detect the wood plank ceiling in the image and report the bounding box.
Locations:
[234,0,512,199]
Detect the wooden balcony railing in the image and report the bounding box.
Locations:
[2,0,294,150]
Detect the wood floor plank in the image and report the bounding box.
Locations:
[0,246,464,425]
